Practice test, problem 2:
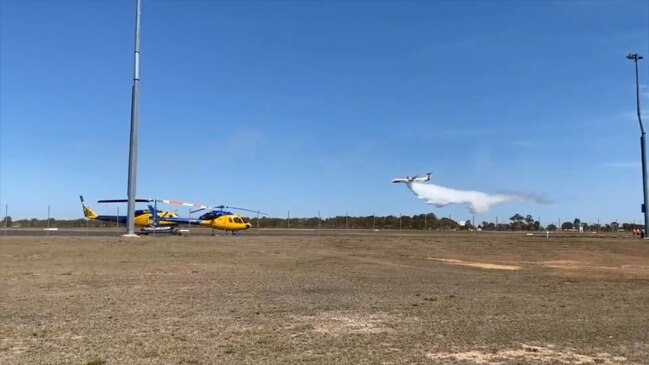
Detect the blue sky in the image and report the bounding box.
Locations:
[1,0,648,225]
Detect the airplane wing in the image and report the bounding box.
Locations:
[393,172,432,183]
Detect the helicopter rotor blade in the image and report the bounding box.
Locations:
[152,199,267,216]
[98,199,153,203]
[157,199,212,210]
[222,206,268,215]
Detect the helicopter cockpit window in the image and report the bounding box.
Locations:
[234,217,243,224]
[228,217,233,223]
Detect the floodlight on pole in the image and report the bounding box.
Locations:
[626,53,648,239]
[125,0,142,237]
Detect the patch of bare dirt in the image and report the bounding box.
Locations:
[425,344,628,364]
[291,311,395,335]
[429,257,522,270]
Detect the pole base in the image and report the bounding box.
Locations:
[121,233,140,238]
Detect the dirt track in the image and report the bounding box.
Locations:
[1,232,648,364]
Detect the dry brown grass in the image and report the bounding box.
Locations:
[1,231,648,364]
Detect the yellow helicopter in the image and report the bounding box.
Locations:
[80,196,180,235]
[159,199,267,235]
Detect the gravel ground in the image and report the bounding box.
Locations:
[1,232,648,364]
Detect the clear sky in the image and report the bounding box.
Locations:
[1,0,648,225]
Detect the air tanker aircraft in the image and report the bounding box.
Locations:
[392,172,536,214]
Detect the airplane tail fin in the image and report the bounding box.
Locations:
[413,172,433,182]
[80,195,98,220]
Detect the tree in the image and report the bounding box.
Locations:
[439,217,458,230]
[547,224,557,231]
[510,214,524,222]
[621,223,640,232]
[561,222,574,230]
[510,214,524,230]
[2,216,11,227]
[573,218,581,228]
[524,215,535,228]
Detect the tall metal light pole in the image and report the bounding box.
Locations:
[125,0,142,236]
[626,53,648,238]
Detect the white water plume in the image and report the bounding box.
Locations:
[402,182,547,214]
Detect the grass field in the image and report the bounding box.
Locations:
[1,231,648,364]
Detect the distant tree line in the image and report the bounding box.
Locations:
[2,216,111,228]
[256,214,459,230]
[2,213,640,232]
[479,214,635,232]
